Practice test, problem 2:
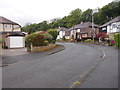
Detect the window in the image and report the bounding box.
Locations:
[102,27,106,31]
[77,29,80,32]
[4,24,12,28]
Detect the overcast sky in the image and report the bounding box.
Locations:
[0,0,113,26]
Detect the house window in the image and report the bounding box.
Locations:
[102,27,106,31]
[4,24,12,28]
[5,25,7,28]
[77,29,80,32]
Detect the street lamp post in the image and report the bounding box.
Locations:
[92,8,99,42]
[92,12,95,42]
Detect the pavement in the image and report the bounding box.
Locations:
[2,48,29,57]
[2,43,118,88]
[2,44,64,66]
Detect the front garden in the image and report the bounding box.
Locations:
[79,33,120,49]
[25,29,58,52]
[57,32,120,49]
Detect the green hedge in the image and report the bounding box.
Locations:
[47,29,58,43]
[26,33,45,47]
[42,33,53,43]
[114,33,120,49]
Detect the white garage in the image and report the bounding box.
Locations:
[5,35,25,48]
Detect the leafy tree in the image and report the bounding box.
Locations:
[42,33,53,43]
[47,29,58,43]
[80,9,92,22]
[36,21,50,31]
[22,1,120,33]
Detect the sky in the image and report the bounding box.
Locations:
[0,0,114,26]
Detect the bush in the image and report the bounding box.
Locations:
[109,40,115,46]
[85,39,92,42]
[62,36,66,41]
[47,29,58,43]
[70,38,74,42]
[114,33,120,48]
[26,33,45,47]
[42,33,53,43]
[0,39,3,44]
[95,32,108,41]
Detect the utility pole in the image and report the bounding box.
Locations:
[92,12,94,42]
[92,8,98,42]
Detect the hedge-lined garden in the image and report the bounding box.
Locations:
[25,29,58,52]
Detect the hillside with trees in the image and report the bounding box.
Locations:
[22,0,120,34]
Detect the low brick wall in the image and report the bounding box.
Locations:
[31,44,56,52]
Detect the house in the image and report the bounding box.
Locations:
[69,22,99,40]
[57,27,70,40]
[100,16,120,40]
[0,16,21,39]
[0,16,25,48]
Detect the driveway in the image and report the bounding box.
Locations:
[2,48,28,57]
[2,43,118,88]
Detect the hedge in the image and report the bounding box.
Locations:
[42,33,53,43]
[114,33,120,49]
[47,29,58,43]
[26,33,45,47]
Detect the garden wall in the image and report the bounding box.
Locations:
[31,44,56,52]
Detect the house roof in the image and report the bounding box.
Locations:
[57,27,68,31]
[0,16,20,25]
[100,16,120,28]
[68,22,99,31]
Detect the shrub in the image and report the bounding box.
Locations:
[47,29,58,43]
[70,38,74,42]
[42,33,53,43]
[110,40,115,46]
[62,36,66,41]
[0,39,3,44]
[114,33,120,48]
[85,39,92,42]
[26,33,45,47]
[95,32,108,41]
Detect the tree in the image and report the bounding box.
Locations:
[80,9,92,22]
[47,29,58,43]
[22,1,120,33]
[36,21,50,31]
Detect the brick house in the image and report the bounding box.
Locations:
[68,22,99,40]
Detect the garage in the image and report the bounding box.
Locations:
[5,34,25,48]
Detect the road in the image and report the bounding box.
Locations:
[76,44,118,88]
[2,43,118,88]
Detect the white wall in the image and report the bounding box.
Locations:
[70,30,77,39]
[107,21,120,34]
[5,36,25,48]
[57,31,65,39]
